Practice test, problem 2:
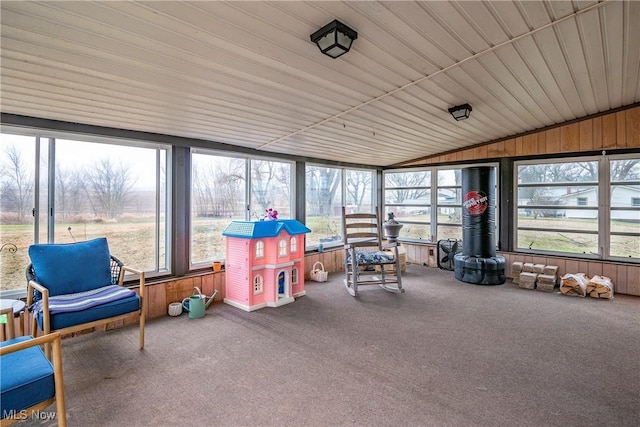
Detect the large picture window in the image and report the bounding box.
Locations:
[190,150,293,267]
[609,157,640,259]
[305,165,343,249]
[1,131,169,294]
[305,166,375,250]
[436,168,462,241]
[384,170,431,240]
[515,156,639,260]
[384,164,497,243]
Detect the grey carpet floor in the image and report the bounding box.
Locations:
[21,265,640,427]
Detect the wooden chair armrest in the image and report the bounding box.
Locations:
[119,266,146,329]
[381,242,399,250]
[119,266,145,292]
[0,331,62,356]
[27,280,49,306]
[27,279,52,336]
[120,265,143,276]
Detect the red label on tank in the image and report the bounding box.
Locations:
[463,191,488,216]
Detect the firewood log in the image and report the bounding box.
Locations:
[587,275,614,299]
[560,273,589,297]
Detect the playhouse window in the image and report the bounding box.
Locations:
[290,237,298,253]
[256,240,265,258]
[253,274,264,294]
[278,239,288,256]
[292,267,299,284]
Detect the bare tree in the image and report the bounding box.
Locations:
[385,171,429,203]
[345,170,371,209]
[0,144,33,223]
[55,166,87,221]
[611,159,640,181]
[251,160,276,211]
[250,160,292,217]
[83,159,136,218]
[215,158,245,217]
[306,167,341,216]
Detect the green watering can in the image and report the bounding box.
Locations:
[182,287,218,319]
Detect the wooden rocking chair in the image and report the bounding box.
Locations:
[342,207,404,297]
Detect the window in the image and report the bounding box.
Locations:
[190,150,293,267]
[191,152,245,265]
[253,274,264,294]
[609,157,640,259]
[305,165,342,249]
[278,238,287,257]
[250,159,292,220]
[290,236,297,253]
[384,164,497,243]
[516,160,599,255]
[292,267,299,284]
[515,156,640,260]
[384,169,431,240]
[255,240,265,259]
[1,131,169,294]
[305,165,375,250]
[435,168,462,241]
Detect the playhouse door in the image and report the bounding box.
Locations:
[277,271,286,296]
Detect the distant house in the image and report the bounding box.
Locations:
[222,219,311,312]
[560,185,640,221]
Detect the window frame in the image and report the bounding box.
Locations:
[514,154,640,261]
[383,162,499,244]
[189,148,295,269]
[0,127,172,298]
[305,164,376,252]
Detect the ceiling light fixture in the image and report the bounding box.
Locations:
[448,103,473,121]
[310,19,358,59]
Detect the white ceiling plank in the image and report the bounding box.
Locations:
[1,1,636,166]
[621,1,640,105]
[601,1,625,108]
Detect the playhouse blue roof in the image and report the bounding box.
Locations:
[222,219,311,239]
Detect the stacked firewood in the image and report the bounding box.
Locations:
[511,262,523,284]
[560,273,615,299]
[586,275,614,299]
[511,262,558,291]
[559,273,589,296]
[536,265,559,292]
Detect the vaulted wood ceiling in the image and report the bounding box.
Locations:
[1,1,639,166]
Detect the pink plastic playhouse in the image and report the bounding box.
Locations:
[222,219,311,312]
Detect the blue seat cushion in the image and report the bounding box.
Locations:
[29,237,112,296]
[346,250,395,265]
[1,336,55,414]
[35,293,140,331]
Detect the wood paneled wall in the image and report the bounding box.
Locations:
[402,105,640,166]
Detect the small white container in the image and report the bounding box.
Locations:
[168,302,182,317]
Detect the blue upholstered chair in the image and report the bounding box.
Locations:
[26,238,146,354]
[0,332,66,426]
